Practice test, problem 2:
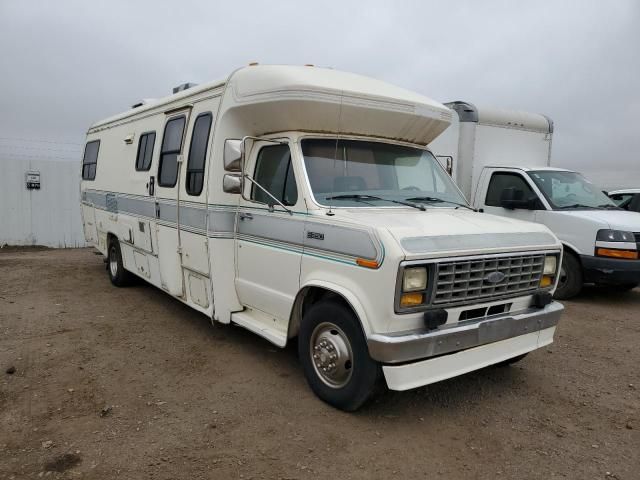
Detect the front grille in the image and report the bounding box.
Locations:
[634,232,640,244]
[433,253,545,306]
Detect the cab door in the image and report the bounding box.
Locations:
[479,168,546,223]
[234,142,304,321]
[154,110,190,296]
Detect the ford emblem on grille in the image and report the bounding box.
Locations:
[484,271,506,284]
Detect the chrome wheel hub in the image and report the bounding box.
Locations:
[109,247,118,277]
[310,322,353,388]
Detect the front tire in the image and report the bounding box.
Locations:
[554,252,583,300]
[107,238,133,287]
[298,300,381,411]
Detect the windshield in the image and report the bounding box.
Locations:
[300,138,468,208]
[527,170,616,209]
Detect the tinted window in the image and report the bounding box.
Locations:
[485,172,536,207]
[186,113,212,196]
[135,132,156,171]
[251,145,298,206]
[82,140,100,180]
[158,116,186,187]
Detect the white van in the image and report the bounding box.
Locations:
[81,66,563,410]
[430,101,640,299]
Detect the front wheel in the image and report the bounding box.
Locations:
[554,252,583,300]
[298,300,381,411]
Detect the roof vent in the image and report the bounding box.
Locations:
[172,82,198,94]
[131,98,156,109]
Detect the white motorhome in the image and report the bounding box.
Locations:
[80,66,563,410]
[430,101,640,299]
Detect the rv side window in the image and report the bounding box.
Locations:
[81,140,100,180]
[135,132,156,171]
[251,145,298,206]
[485,172,535,207]
[186,112,213,196]
[158,116,186,187]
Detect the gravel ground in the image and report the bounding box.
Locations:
[1,248,638,479]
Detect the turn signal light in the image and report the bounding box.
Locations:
[540,275,554,288]
[596,248,638,260]
[400,292,424,307]
[356,258,379,269]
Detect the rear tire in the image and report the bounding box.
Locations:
[554,252,582,300]
[107,238,133,287]
[298,300,381,411]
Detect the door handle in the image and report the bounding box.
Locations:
[239,212,253,221]
[148,176,155,196]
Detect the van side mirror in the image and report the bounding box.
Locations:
[224,139,243,172]
[500,187,533,209]
[223,174,242,194]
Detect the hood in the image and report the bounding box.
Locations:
[554,209,640,232]
[332,207,559,258]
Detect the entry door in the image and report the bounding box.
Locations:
[235,143,305,320]
[154,111,190,296]
[481,170,542,223]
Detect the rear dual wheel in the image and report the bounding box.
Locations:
[298,300,381,411]
[107,238,133,287]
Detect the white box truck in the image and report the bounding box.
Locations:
[81,66,563,410]
[430,101,640,299]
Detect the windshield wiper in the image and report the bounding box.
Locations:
[598,204,622,210]
[405,196,476,211]
[558,204,598,210]
[325,194,426,211]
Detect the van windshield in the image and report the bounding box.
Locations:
[528,170,618,210]
[300,139,468,208]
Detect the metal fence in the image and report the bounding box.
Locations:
[0,157,86,248]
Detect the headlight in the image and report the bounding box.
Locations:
[540,254,559,288]
[403,267,427,292]
[595,229,639,259]
[596,229,635,242]
[543,255,558,275]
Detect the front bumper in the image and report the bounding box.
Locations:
[581,255,640,285]
[367,301,564,364]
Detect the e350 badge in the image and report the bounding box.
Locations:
[306,231,325,241]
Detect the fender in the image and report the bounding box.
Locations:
[289,279,373,340]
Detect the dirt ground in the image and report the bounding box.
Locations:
[1,248,638,479]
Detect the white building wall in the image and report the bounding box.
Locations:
[0,158,86,248]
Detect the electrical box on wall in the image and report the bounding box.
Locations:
[26,170,41,190]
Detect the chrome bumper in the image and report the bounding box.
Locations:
[368,301,563,364]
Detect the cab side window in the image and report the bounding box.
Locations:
[251,145,298,206]
[485,172,535,207]
[158,116,186,187]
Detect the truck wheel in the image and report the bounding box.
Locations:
[107,238,133,287]
[554,252,582,300]
[298,300,381,411]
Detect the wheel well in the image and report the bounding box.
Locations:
[562,244,581,265]
[287,286,356,339]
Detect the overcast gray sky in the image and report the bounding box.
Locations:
[1,0,638,188]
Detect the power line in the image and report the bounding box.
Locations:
[0,152,81,161]
[0,136,83,146]
[0,144,81,153]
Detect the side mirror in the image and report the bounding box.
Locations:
[499,187,533,209]
[224,139,243,172]
[223,174,242,194]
